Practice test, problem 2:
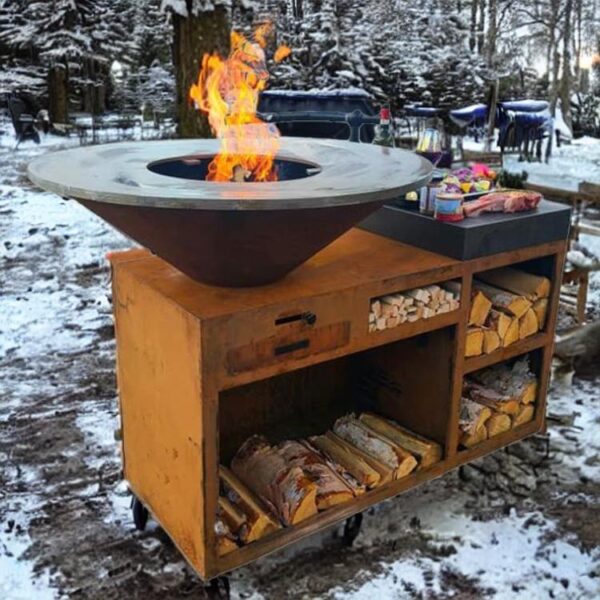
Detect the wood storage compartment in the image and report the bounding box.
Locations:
[462,253,558,366]
[218,329,453,550]
[458,351,543,450]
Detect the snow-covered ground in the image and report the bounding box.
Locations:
[1,133,599,599]
[464,134,600,191]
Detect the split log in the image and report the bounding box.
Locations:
[519,380,538,404]
[333,415,416,478]
[482,328,500,354]
[471,358,537,405]
[381,294,404,308]
[422,307,435,319]
[424,285,443,303]
[220,466,281,542]
[486,412,511,437]
[469,290,493,327]
[276,440,354,510]
[381,303,399,318]
[476,267,550,300]
[386,316,400,328]
[464,381,520,415]
[371,300,382,318]
[512,404,535,427]
[437,302,451,314]
[460,425,488,448]
[358,413,442,468]
[465,327,484,357]
[473,281,531,318]
[301,440,366,496]
[406,288,431,303]
[459,398,492,435]
[231,436,318,526]
[401,295,415,307]
[215,519,238,556]
[309,433,381,489]
[441,280,462,297]
[503,317,520,347]
[326,432,393,485]
[532,298,548,330]
[519,308,539,339]
[218,496,248,541]
[486,309,512,341]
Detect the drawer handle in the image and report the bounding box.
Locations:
[275,312,317,326]
[273,339,310,356]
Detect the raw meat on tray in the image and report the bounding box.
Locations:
[463,190,542,218]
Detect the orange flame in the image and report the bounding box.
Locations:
[190,25,291,182]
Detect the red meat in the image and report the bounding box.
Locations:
[464,191,542,218]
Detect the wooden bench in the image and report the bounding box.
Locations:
[525,180,599,325]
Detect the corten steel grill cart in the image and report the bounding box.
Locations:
[28,139,569,589]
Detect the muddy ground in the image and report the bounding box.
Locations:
[1,137,599,599]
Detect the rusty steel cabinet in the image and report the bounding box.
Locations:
[109,229,566,580]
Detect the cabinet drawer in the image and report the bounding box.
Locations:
[225,321,350,374]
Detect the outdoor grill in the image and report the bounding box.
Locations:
[25,134,571,591]
[27,138,432,286]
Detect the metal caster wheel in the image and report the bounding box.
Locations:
[207,576,230,599]
[131,496,149,531]
[342,512,363,547]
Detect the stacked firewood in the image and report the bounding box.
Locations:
[217,413,442,554]
[458,358,537,448]
[458,267,551,357]
[369,284,460,332]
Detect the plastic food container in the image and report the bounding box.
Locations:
[434,192,464,222]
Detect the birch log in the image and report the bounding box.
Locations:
[358,413,442,468]
[476,267,551,300]
[473,281,532,318]
[276,440,354,509]
[231,436,318,526]
[220,466,281,542]
[333,415,417,478]
[309,433,381,489]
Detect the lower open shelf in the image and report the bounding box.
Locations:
[214,418,541,577]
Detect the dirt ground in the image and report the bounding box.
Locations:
[1,138,599,599]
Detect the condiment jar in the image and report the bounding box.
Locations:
[434,192,464,222]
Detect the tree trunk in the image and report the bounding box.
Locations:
[484,78,498,151]
[48,64,69,124]
[560,0,573,132]
[93,83,106,115]
[573,0,582,90]
[172,5,230,138]
[477,0,486,55]
[293,0,303,19]
[469,0,478,52]
[486,0,497,67]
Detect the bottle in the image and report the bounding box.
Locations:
[372,107,395,147]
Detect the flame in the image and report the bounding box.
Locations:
[274,45,292,63]
[190,25,291,182]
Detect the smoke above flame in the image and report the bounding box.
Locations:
[189,24,291,182]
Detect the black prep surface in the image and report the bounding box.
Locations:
[358,200,571,260]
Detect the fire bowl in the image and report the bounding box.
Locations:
[28,138,432,287]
